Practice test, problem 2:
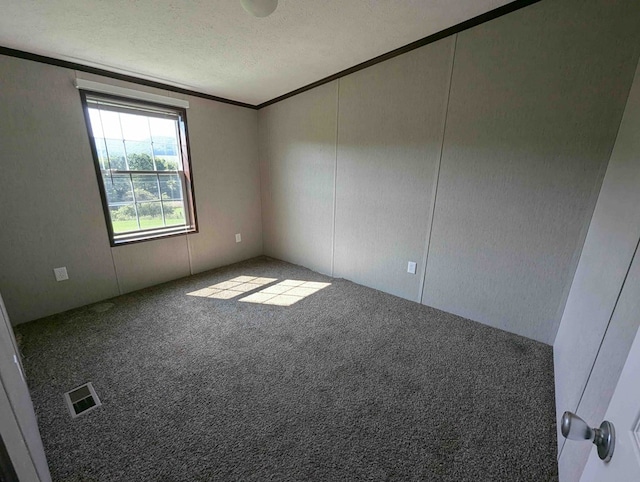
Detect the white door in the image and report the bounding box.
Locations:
[555,56,640,481]
[0,293,51,481]
[580,325,640,481]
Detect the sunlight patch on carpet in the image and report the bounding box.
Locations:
[187,276,277,300]
[240,280,331,306]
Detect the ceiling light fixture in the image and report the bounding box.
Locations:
[241,0,278,18]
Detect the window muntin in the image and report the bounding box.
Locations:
[81,93,197,245]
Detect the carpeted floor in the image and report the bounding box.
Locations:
[16,256,558,481]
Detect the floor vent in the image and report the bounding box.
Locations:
[64,382,101,418]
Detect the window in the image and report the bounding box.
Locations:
[81,92,197,245]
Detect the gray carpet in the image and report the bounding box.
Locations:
[16,256,558,481]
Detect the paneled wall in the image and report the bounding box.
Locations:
[0,56,261,325]
[259,82,338,275]
[422,0,640,343]
[259,0,640,344]
[334,40,454,301]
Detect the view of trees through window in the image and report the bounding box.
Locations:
[86,102,189,235]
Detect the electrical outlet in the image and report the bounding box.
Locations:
[407,261,417,274]
[235,233,242,243]
[54,267,69,281]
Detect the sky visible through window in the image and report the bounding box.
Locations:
[88,109,176,142]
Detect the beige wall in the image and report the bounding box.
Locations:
[0,56,261,325]
[422,0,640,343]
[258,0,640,345]
[334,40,454,300]
[259,82,338,275]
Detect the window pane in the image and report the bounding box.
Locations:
[94,137,109,170]
[154,156,179,171]
[163,201,186,226]
[125,148,154,170]
[105,139,126,170]
[98,110,122,139]
[120,113,150,141]
[159,174,183,200]
[109,204,138,233]
[152,141,178,160]
[150,117,180,170]
[103,173,134,204]
[136,202,164,229]
[149,117,177,141]
[131,174,160,201]
[88,109,104,138]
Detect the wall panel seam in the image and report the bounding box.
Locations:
[331,79,340,277]
[109,248,122,295]
[419,34,457,304]
[186,235,194,275]
[256,114,265,257]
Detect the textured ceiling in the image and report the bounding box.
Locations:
[0,0,514,105]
